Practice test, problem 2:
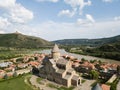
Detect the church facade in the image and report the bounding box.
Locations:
[39,44,81,87]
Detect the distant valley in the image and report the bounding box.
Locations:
[0,33,120,61]
[54,35,120,61]
[53,35,120,46]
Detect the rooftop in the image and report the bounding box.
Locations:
[56,58,68,65]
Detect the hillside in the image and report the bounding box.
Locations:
[55,35,120,60]
[86,42,120,60]
[0,33,53,49]
[54,35,120,46]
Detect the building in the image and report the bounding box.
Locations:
[101,84,110,90]
[39,44,81,87]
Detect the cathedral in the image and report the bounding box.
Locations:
[39,44,81,87]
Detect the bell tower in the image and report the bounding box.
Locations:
[51,44,60,60]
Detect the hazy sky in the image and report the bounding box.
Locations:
[0,0,120,41]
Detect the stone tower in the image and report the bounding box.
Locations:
[51,44,60,60]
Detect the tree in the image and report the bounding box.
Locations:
[13,72,17,77]
[4,74,8,79]
[89,70,99,79]
[117,65,120,76]
[81,58,86,62]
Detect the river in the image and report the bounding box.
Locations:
[37,49,120,64]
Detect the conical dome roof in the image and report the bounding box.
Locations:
[52,44,60,53]
[92,83,102,90]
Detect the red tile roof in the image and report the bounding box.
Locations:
[101,84,110,90]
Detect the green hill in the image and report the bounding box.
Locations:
[53,35,120,46]
[54,35,120,60]
[91,42,120,60]
[0,33,53,49]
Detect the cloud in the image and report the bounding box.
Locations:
[0,0,15,8]
[64,0,91,15]
[36,0,59,3]
[29,19,120,40]
[9,4,33,23]
[0,30,5,34]
[0,0,33,24]
[58,8,76,17]
[86,14,95,23]
[0,17,11,29]
[77,14,95,26]
[114,16,120,21]
[102,0,113,3]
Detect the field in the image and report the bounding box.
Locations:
[0,75,33,90]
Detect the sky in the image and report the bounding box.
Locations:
[0,0,120,41]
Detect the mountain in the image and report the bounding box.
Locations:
[0,33,53,49]
[53,35,120,46]
[53,35,120,60]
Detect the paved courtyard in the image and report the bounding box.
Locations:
[74,79,95,90]
[30,75,95,90]
[30,75,56,90]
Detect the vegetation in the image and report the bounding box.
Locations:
[107,77,120,90]
[0,33,53,49]
[63,42,120,61]
[55,35,120,61]
[54,35,120,46]
[0,74,33,90]
[36,77,43,84]
[89,70,99,80]
[81,79,86,83]
[0,49,29,60]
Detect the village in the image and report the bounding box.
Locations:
[0,44,120,90]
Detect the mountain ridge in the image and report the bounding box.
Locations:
[53,35,120,46]
[0,33,53,49]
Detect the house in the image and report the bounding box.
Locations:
[101,84,110,90]
[76,61,95,73]
[39,44,81,87]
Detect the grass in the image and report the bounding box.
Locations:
[106,77,120,90]
[47,83,58,88]
[0,75,33,90]
[81,79,86,83]
[36,77,43,83]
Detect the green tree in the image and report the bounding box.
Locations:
[117,65,120,76]
[4,74,8,79]
[89,70,99,79]
[13,72,17,77]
